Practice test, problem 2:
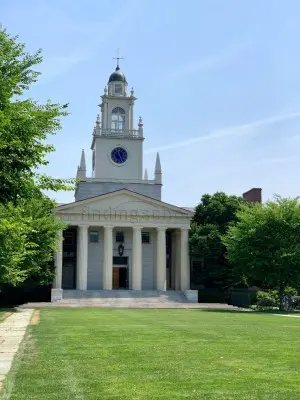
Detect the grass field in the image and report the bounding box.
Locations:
[2,309,300,400]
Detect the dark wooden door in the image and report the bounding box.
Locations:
[113,267,119,289]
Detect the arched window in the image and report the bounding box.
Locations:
[111,107,125,131]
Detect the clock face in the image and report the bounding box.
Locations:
[111,147,128,164]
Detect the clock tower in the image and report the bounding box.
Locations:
[75,60,163,201]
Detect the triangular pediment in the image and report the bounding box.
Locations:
[55,189,193,220]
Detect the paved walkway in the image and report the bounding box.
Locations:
[272,314,300,318]
[0,309,33,390]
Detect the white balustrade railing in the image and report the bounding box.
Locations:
[95,128,143,139]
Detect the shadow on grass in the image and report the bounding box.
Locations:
[0,307,18,312]
[197,308,300,315]
[0,307,18,321]
[196,309,253,315]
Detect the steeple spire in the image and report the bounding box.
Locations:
[154,152,162,184]
[144,168,148,180]
[155,152,161,172]
[77,149,86,179]
[80,149,86,170]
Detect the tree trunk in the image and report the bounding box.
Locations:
[279,283,285,311]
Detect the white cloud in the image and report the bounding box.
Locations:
[145,111,300,154]
[250,156,295,167]
[167,42,250,81]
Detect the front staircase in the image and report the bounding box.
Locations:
[60,290,188,307]
[46,290,241,309]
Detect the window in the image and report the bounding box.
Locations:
[142,232,150,244]
[111,107,125,130]
[89,231,99,243]
[114,83,122,94]
[113,256,128,265]
[116,231,124,243]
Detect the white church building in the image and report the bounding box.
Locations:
[51,61,197,303]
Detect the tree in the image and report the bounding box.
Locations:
[190,192,245,289]
[223,196,300,307]
[0,197,65,287]
[0,27,72,203]
[0,27,71,288]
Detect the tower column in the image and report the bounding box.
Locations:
[77,225,89,290]
[103,225,113,289]
[129,101,134,130]
[132,226,142,290]
[156,227,166,291]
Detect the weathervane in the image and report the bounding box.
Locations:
[113,48,124,69]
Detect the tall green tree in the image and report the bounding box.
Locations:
[0,27,72,287]
[0,27,72,203]
[223,196,300,305]
[0,197,64,287]
[190,192,245,289]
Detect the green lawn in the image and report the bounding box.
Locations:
[2,309,300,400]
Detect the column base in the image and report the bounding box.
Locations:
[183,290,198,303]
[51,288,63,302]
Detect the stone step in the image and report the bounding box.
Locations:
[29,300,241,309]
[62,290,188,302]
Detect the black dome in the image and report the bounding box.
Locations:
[108,66,127,83]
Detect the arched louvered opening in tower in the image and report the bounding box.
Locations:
[111,107,125,131]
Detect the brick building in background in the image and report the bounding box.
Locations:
[242,188,262,203]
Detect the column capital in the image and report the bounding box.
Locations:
[133,225,143,231]
[180,226,190,232]
[103,225,114,230]
[156,226,167,232]
[78,224,89,230]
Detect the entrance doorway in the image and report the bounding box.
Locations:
[112,256,128,289]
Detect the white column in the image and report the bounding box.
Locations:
[132,226,142,290]
[156,227,166,291]
[103,101,107,129]
[175,230,181,290]
[170,230,178,290]
[76,225,88,290]
[103,225,113,290]
[129,101,134,130]
[106,102,109,129]
[180,227,190,290]
[53,229,63,289]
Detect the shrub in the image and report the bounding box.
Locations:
[284,287,298,297]
[256,290,279,308]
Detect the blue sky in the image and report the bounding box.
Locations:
[2,0,300,206]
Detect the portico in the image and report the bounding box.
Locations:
[51,189,195,301]
[53,225,190,291]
